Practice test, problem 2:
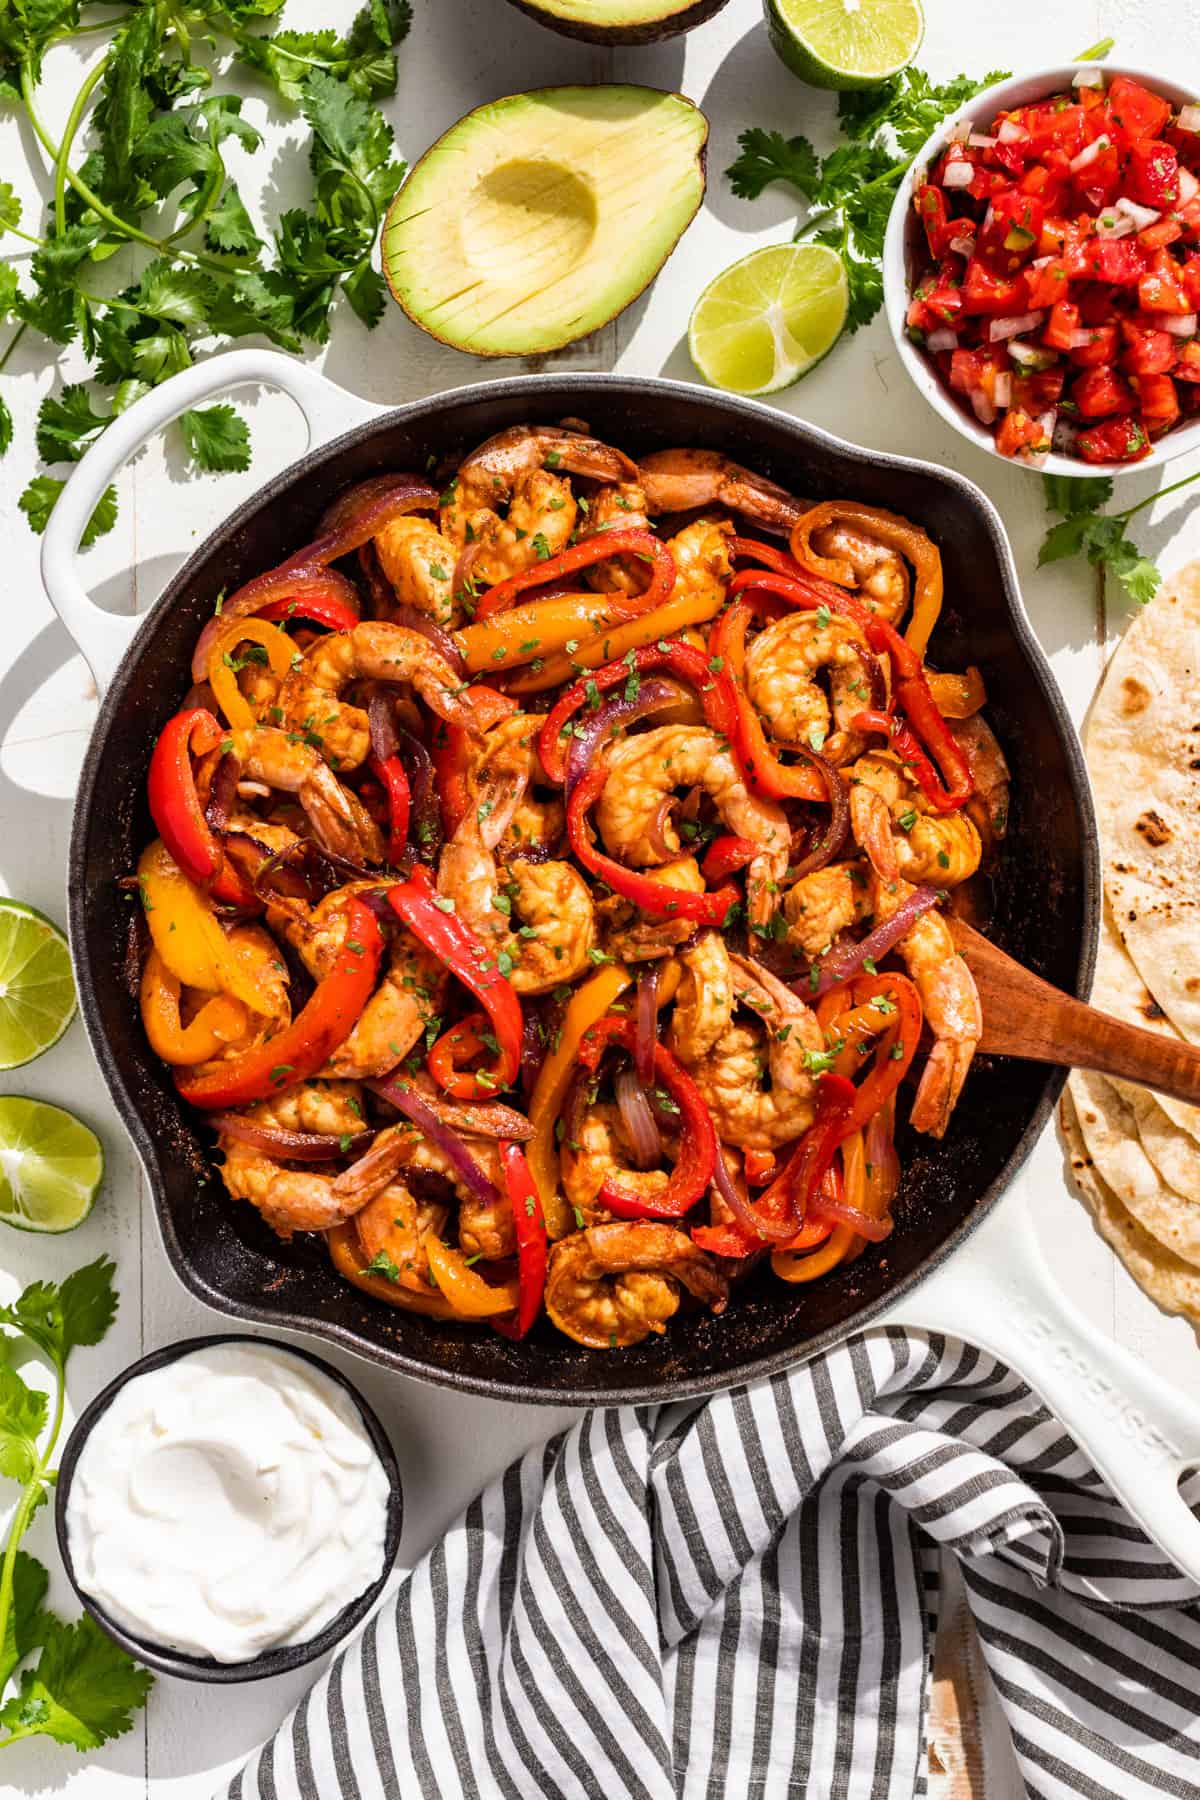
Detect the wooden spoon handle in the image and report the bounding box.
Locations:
[947,917,1200,1108]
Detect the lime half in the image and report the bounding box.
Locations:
[689,243,849,396]
[0,1098,103,1234]
[0,900,77,1072]
[765,0,924,89]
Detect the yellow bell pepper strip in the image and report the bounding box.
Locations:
[788,501,944,659]
[137,840,274,1013]
[326,1223,464,1318]
[772,1223,856,1283]
[503,586,728,695]
[457,591,634,676]
[927,666,986,719]
[206,616,300,738]
[491,1141,548,1340]
[527,963,631,1239]
[473,528,675,621]
[176,896,383,1109]
[425,1236,521,1317]
[139,948,249,1066]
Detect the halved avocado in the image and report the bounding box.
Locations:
[504,0,731,43]
[381,85,708,359]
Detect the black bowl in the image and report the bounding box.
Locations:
[68,373,1098,1406]
[54,1333,403,1682]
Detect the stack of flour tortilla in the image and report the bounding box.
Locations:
[1063,564,1200,1323]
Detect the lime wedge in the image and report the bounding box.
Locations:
[0,1098,103,1234]
[765,0,924,89]
[689,243,849,396]
[0,900,77,1072]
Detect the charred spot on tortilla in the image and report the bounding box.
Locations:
[1141,997,1167,1020]
[1135,809,1172,845]
[1119,676,1153,714]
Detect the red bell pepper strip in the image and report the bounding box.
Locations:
[692,1165,838,1259]
[368,753,410,866]
[576,1014,717,1219]
[473,528,676,622]
[700,834,759,884]
[427,1012,491,1099]
[176,897,383,1108]
[566,761,738,926]
[148,709,258,909]
[492,1140,549,1339]
[256,593,361,632]
[431,686,519,838]
[537,640,737,784]
[756,1073,857,1231]
[388,865,523,1095]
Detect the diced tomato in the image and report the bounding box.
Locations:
[1167,122,1200,176]
[1061,217,1098,278]
[1120,318,1179,374]
[984,139,1027,180]
[924,258,965,325]
[1019,156,1070,212]
[1139,247,1192,313]
[1073,365,1136,417]
[961,258,1030,315]
[1025,256,1070,309]
[1127,141,1180,210]
[1081,99,1115,144]
[978,190,1045,266]
[1068,323,1120,366]
[915,183,956,259]
[1106,76,1172,145]
[1077,84,1106,115]
[968,166,1013,203]
[949,346,1005,400]
[1072,141,1122,212]
[1075,282,1122,325]
[1173,340,1200,381]
[1012,367,1065,411]
[995,408,1049,459]
[1181,254,1200,311]
[1135,372,1182,432]
[1043,298,1080,350]
[1075,415,1153,462]
[1018,100,1086,159]
[1080,237,1150,286]
[1138,217,1184,251]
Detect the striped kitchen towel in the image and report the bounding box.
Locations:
[226,1329,1200,1800]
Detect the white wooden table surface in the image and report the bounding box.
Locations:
[3,0,1200,1794]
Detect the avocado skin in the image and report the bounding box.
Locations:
[382,85,709,359]
[504,0,731,45]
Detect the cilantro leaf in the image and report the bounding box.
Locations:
[0,181,22,234]
[0,396,11,460]
[302,68,406,228]
[2,1615,153,1750]
[1038,473,1166,605]
[0,1368,48,1487]
[0,1259,119,1370]
[727,128,818,201]
[1044,473,1114,517]
[205,181,261,256]
[342,256,386,327]
[179,404,251,472]
[0,1552,50,1692]
[35,385,111,465]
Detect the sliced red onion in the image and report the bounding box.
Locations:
[366,1077,503,1207]
[809,1192,894,1242]
[788,749,850,880]
[390,603,465,675]
[368,689,400,763]
[204,751,240,832]
[989,311,1044,342]
[1069,134,1109,174]
[942,162,975,190]
[358,541,396,617]
[311,476,440,564]
[614,1066,663,1170]
[211,1114,373,1160]
[644,796,679,863]
[366,1076,532,1141]
[635,965,660,1085]
[712,1146,796,1243]
[452,539,483,606]
[393,727,439,863]
[926,328,958,354]
[1165,313,1199,338]
[798,885,940,998]
[563,677,689,796]
[191,568,360,680]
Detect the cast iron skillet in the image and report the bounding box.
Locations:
[49,357,1097,1406]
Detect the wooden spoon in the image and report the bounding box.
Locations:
[948,916,1200,1107]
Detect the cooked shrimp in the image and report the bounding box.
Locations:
[848,749,981,886]
[667,931,734,1063]
[335,1114,514,1259]
[351,1182,448,1293]
[689,1021,818,1151]
[372,516,456,626]
[727,953,825,1091]
[465,713,563,856]
[277,623,478,771]
[561,1102,671,1227]
[810,522,909,625]
[783,861,873,959]
[875,879,982,1138]
[745,610,876,765]
[545,1222,727,1348]
[218,1080,375,1238]
[581,482,652,593]
[637,449,803,534]
[669,516,735,607]
[597,725,788,927]
[240,728,383,864]
[600,856,706,961]
[951,713,1011,851]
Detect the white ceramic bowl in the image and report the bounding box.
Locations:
[883,62,1200,478]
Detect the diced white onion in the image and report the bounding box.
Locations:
[949,233,977,257]
[989,310,1045,341]
[942,161,976,190]
[970,389,997,425]
[236,780,272,800]
[1021,413,1056,468]
[1008,339,1052,367]
[1070,328,1098,348]
[1053,416,1079,452]
[1030,254,1054,269]
[968,132,999,148]
[947,117,973,143]
[1073,67,1106,89]
[1181,167,1200,202]
[1095,210,1136,239]
[998,120,1030,144]
[1115,196,1161,230]
[1069,134,1110,173]
[1177,104,1200,133]
[993,372,1013,408]
[926,328,958,353]
[1164,312,1199,337]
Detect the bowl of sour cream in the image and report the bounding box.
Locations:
[55,1335,402,1681]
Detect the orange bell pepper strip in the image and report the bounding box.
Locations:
[472,528,675,621]
[709,596,828,803]
[527,964,631,1239]
[326,1223,464,1318]
[206,617,300,738]
[499,586,730,694]
[788,501,944,659]
[175,896,382,1108]
[425,1237,521,1318]
[139,948,249,1066]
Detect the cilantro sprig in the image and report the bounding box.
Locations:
[726,66,1009,331]
[1038,470,1200,604]
[0,0,411,542]
[0,1258,153,1755]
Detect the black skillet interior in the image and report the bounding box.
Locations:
[70,375,1097,1405]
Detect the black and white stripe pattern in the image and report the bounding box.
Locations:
[226,1329,1200,1799]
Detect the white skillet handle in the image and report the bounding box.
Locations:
[41,350,384,694]
[880,1187,1200,1588]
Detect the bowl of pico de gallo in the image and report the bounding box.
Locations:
[884,63,1200,474]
